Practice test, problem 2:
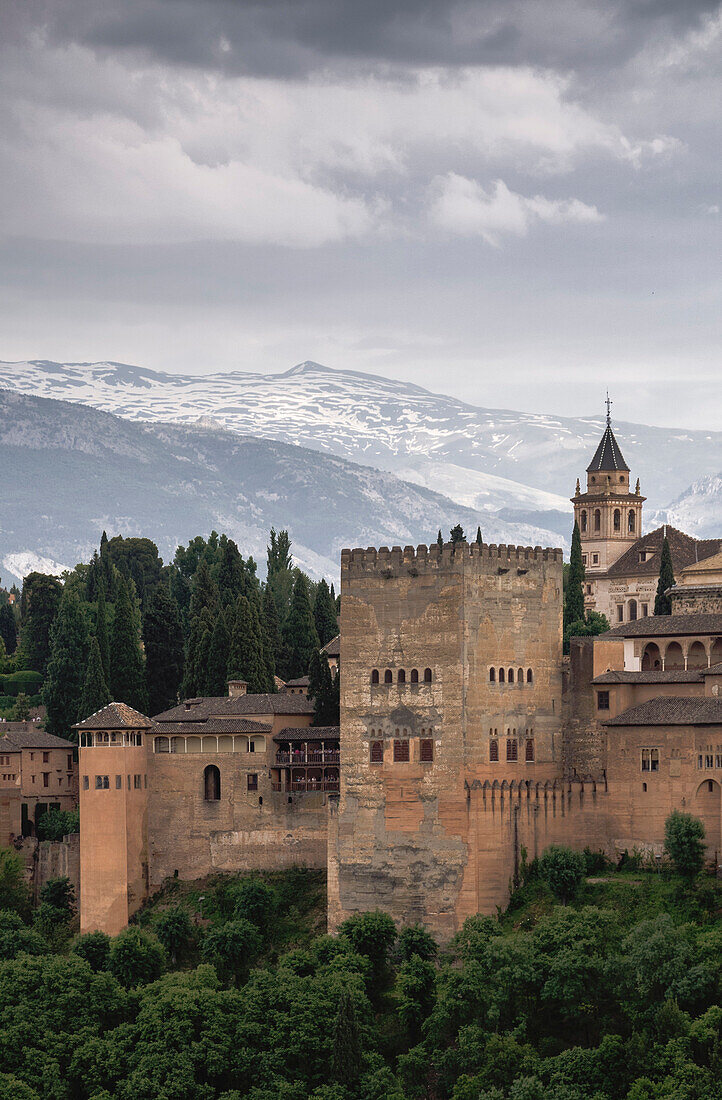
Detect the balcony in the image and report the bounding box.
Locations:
[271,779,339,793]
[275,751,340,766]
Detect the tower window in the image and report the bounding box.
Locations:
[384,669,393,684]
[371,669,379,685]
[393,740,410,762]
[581,510,587,532]
[506,739,518,762]
[398,669,406,684]
[410,669,419,683]
[508,668,514,684]
[592,553,599,565]
[204,764,221,801]
[594,509,601,532]
[499,668,505,684]
[641,749,659,772]
[489,667,496,683]
[525,739,535,762]
[420,739,434,763]
[370,741,384,763]
[613,509,621,531]
[424,668,433,683]
[628,510,636,533]
[489,740,499,762]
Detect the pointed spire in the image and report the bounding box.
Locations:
[587,397,629,473]
[575,478,581,496]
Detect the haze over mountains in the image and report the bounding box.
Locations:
[0,359,719,584]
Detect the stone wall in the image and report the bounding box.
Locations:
[34,833,80,902]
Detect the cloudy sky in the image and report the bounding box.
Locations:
[1,0,720,429]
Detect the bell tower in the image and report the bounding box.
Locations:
[572,398,644,575]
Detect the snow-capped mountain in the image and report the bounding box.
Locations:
[651,473,722,540]
[0,389,562,587]
[1,359,719,537]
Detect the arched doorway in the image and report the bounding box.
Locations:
[642,643,661,671]
[695,779,721,860]
[687,641,708,669]
[665,642,684,670]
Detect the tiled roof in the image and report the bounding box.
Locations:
[592,670,704,685]
[322,635,340,657]
[275,726,340,742]
[587,425,629,473]
[605,527,721,580]
[285,676,310,687]
[604,613,722,637]
[0,726,74,750]
[153,717,271,735]
[73,702,155,730]
[703,663,722,676]
[152,693,314,722]
[605,697,722,726]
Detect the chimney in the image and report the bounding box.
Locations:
[228,679,248,698]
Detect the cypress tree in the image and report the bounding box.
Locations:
[143,586,185,714]
[183,607,214,698]
[227,596,267,693]
[43,588,89,740]
[0,604,17,655]
[266,528,294,628]
[437,530,444,550]
[309,648,339,726]
[217,538,245,605]
[190,559,219,620]
[313,578,338,647]
[21,572,63,674]
[654,537,675,616]
[450,524,465,545]
[262,586,280,687]
[110,575,148,713]
[332,987,362,1086]
[79,636,110,721]
[282,574,319,681]
[0,637,8,674]
[100,531,114,598]
[205,610,230,696]
[476,526,483,546]
[95,584,110,686]
[564,522,586,628]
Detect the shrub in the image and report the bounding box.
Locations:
[201,918,262,985]
[583,847,611,875]
[664,811,706,878]
[108,926,166,987]
[155,905,194,963]
[538,846,586,903]
[40,877,75,915]
[0,847,31,918]
[231,878,278,933]
[36,808,79,841]
[72,930,111,971]
[398,924,438,962]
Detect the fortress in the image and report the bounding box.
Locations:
[75,417,722,941]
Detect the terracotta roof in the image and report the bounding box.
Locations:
[0,727,74,750]
[275,726,340,742]
[702,663,722,676]
[152,693,314,722]
[587,424,629,473]
[604,613,722,638]
[285,676,310,687]
[73,702,155,730]
[152,718,271,735]
[605,526,721,580]
[605,697,722,726]
[322,635,340,657]
[592,670,704,685]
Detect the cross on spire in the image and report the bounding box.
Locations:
[605,392,613,426]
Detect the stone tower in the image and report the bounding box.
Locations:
[572,399,644,576]
[75,703,153,936]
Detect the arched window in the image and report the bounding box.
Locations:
[518,668,524,684]
[371,669,379,685]
[581,510,587,533]
[398,669,406,684]
[613,509,621,531]
[594,509,601,532]
[489,740,499,762]
[489,667,496,682]
[424,668,432,683]
[384,669,393,684]
[642,643,661,671]
[499,667,505,683]
[204,764,221,801]
[526,668,533,684]
[687,641,707,669]
[410,668,419,683]
[506,739,518,762]
[508,668,514,684]
[628,510,636,533]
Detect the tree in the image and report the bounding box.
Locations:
[72,930,111,971]
[0,847,32,917]
[99,529,114,596]
[189,558,220,621]
[664,811,705,878]
[450,524,465,545]
[396,956,436,1041]
[398,924,438,962]
[267,528,294,629]
[309,647,338,726]
[228,596,268,693]
[95,583,110,685]
[21,573,62,674]
[332,987,362,1086]
[40,877,75,916]
[36,808,79,840]
[183,606,214,698]
[43,588,89,740]
[108,926,166,987]
[437,530,444,550]
[262,585,281,682]
[565,522,585,628]
[143,586,185,714]
[0,604,17,655]
[155,906,194,965]
[13,693,31,722]
[205,609,230,696]
[231,878,277,933]
[201,918,261,985]
[313,579,338,647]
[654,537,675,616]
[282,573,319,681]
[0,910,48,961]
[476,526,483,547]
[338,910,397,988]
[217,538,246,605]
[538,846,586,903]
[110,575,148,712]
[79,637,110,721]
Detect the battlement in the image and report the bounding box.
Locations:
[341,541,563,576]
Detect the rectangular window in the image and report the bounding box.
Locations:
[582,554,587,565]
[393,740,410,762]
[247,773,258,791]
[370,740,384,763]
[597,691,610,711]
[706,754,714,769]
[127,775,131,789]
[699,754,704,769]
[642,749,660,772]
[43,752,49,763]
[489,739,499,762]
[715,754,722,769]
[95,775,109,790]
[42,772,49,788]
[525,739,535,762]
[420,739,434,763]
[134,774,141,789]
[506,739,518,762]
[641,604,648,618]
[617,605,624,622]
[592,553,599,565]
[116,775,122,789]
[144,774,148,788]
[67,754,73,769]
[82,775,89,790]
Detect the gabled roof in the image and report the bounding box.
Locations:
[703,663,722,676]
[587,424,629,473]
[603,613,722,638]
[285,676,310,687]
[322,635,340,657]
[153,717,271,735]
[73,702,155,730]
[0,726,74,750]
[606,526,721,580]
[152,692,314,722]
[605,697,722,726]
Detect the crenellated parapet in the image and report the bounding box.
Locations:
[341,541,563,576]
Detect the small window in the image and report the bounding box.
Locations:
[613,509,621,531]
[410,669,419,683]
[499,667,505,684]
[489,667,496,683]
[370,740,384,763]
[594,509,601,532]
[82,775,89,790]
[709,780,715,793]
[398,669,406,684]
[95,775,109,790]
[642,782,647,792]
[597,691,610,711]
[617,605,624,622]
[204,764,221,801]
[698,754,703,769]
[394,740,410,762]
[42,772,49,788]
[706,755,714,770]
[420,739,434,763]
[582,554,587,565]
[489,739,499,762]
[247,773,258,791]
[581,510,587,533]
[641,749,659,772]
[592,553,599,565]
[525,739,535,762]
[115,775,122,789]
[384,669,393,684]
[134,774,142,789]
[641,603,648,618]
[424,668,432,683]
[508,668,514,684]
[628,510,636,533]
[506,739,518,762]
[526,669,533,684]
[43,752,49,763]
[371,669,379,685]
[67,754,73,769]
[716,754,722,769]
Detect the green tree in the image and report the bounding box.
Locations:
[205,609,230,696]
[36,807,79,840]
[396,955,436,1041]
[79,636,110,721]
[182,606,213,698]
[398,924,438,962]
[95,583,110,685]
[228,596,268,693]
[155,906,194,965]
[231,879,277,933]
[143,585,185,715]
[338,910,397,989]
[332,986,363,1087]
[43,588,89,740]
[267,528,295,630]
[538,846,586,903]
[309,647,337,726]
[201,918,261,985]
[72,930,111,971]
[564,522,585,629]
[217,537,247,605]
[437,530,444,550]
[0,911,48,960]
[262,585,281,682]
[476,526,483,547]
[189,558,220,621]
[0,604,17,655]
[282,573,320,681]
[0,848,31,917]
[314,579,338,647]
[21,572,62,674]
[664,811,705,878]
[654,536,675,616]
[108,926,166,987]
[110,575,148,712]
[450,524,465,545]
[40,876,75,916]
[13,693,30,721]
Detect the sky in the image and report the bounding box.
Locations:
[0,0,721,430]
